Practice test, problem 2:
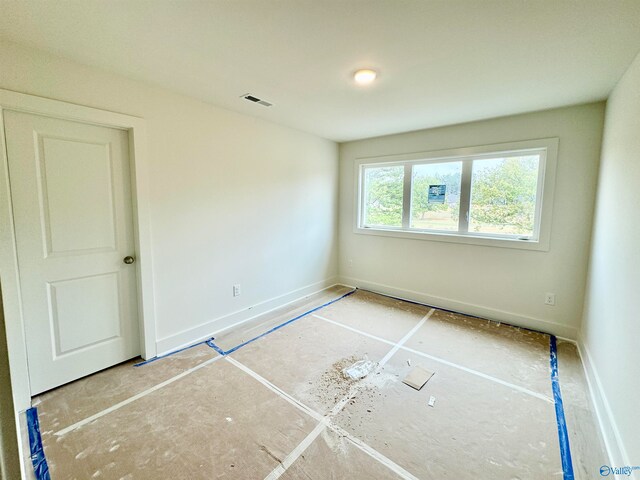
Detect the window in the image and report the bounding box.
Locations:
[356,139,558,250]
[468,155,540,237]
[411,161,462,231]
[363,165,404,228]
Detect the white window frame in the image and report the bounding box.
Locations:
[354,138,559,251]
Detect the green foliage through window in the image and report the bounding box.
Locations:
[411,162,461,231]
[360,151,544,239]
[364,166,403,227]
[469,156,539,236]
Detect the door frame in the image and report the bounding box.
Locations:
[0,89,157,413]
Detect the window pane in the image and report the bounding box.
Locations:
[363,166,404,227]
[410,162,462,231]
[469,155,540,237]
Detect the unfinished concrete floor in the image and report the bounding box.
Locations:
[25,286,607,479]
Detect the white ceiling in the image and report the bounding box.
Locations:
[1,0,640,142]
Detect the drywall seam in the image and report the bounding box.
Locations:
[575,334,626,467]
[155,277,340,355]
[312,313,553,403]
[339,276,578,339]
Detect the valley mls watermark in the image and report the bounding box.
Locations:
[600,464,640,477]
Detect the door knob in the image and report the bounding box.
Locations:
[123,256,135,265]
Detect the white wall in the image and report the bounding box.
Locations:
[339,103,605,339]
[580,52,640,466]
[0,39,339,356]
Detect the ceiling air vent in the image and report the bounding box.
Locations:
[240,93,273,107]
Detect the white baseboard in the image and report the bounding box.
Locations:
[338,276,578,339]
[576,335,628,470]
[155,276,341,355]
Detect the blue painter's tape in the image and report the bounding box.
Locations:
[369,289,574,477]
[365,288,547,336]
[208,288,356,356]
[550,335,575,480]
[368,289,485,319]
[206,338,226,356]
[26,407,50,480]
[134,337,215,367]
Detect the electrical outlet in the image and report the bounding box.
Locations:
[544,293,556,306]
[233,284,241,297]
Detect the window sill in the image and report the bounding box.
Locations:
[353,226,549,251]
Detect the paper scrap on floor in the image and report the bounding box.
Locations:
[342,359,377,380]
[402,366,435,390]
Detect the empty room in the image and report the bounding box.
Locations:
[0,1,639,479]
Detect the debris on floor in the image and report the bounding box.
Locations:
[402,366,434,390]
[316,356,365,405]
[259,445,283,464]
[28,287,599,479]
[342,359,377,380]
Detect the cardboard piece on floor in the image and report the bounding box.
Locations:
[402,366,434,390]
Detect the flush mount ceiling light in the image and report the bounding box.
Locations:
[353,69,377,85]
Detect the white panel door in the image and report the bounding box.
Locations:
[3,110,140,395]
